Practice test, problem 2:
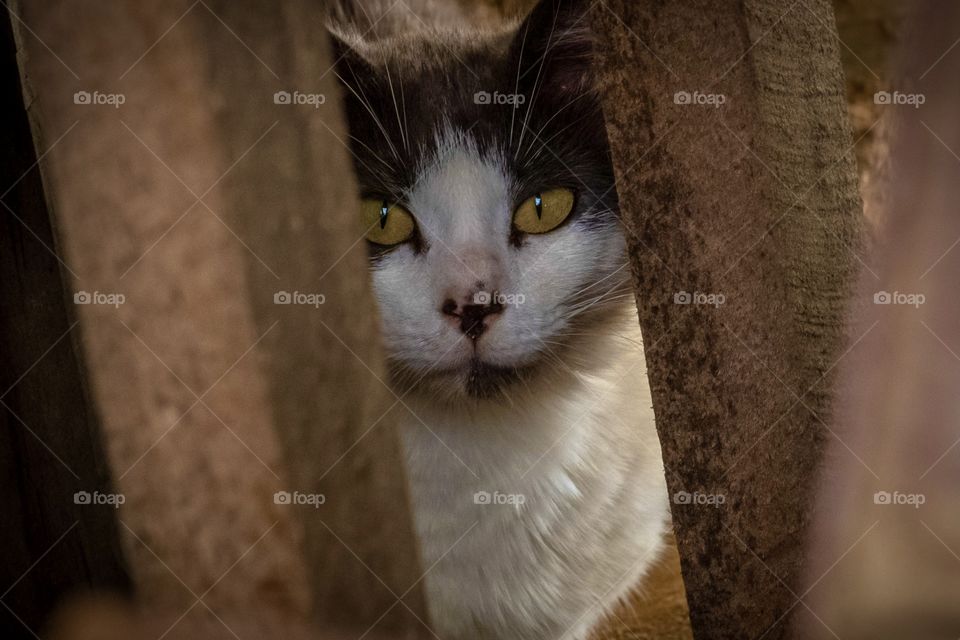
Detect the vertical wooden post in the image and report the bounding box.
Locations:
[198,1,430,633]
[15,0,428,636]
[592,0,861,637]
[0,5,130,639]
[807,2,960,637]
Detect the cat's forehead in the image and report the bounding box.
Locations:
[336,19,616,222]
[341,45,518,197]
[407,128,511,236]
[349,27,514,80]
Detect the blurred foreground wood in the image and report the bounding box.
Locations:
[1,5,131,637]
[804,2,960,637]
[45,594,397,640]
[11,0,427,636]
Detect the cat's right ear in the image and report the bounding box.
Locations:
[508,0,596,98]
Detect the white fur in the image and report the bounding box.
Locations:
[398,328,667,639]
[371,128,632,387]
[369,129,669,639]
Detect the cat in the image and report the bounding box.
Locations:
[328,1,669,638]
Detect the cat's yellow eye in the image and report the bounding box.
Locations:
[512,188,575,234]
[361,198,416,246]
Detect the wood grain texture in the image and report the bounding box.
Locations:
[198,1,430,634]
[591,1,861,638]
[17,0,427,636]
[1,5,130,639]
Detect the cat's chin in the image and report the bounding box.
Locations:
[388,356,534,404]
[463,358,524,399]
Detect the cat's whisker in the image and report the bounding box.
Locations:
[504,320,577,375]
[508,11,532,151]
[520,92,590,162]
[515,4,560,158]
[327,125,395,193]
[564,284,633,320]
[379,42,409,153]
[566,282,632,310]
[564,294,633,319]
[525,322,596,372]
[521,110,591,164]
[556,331,644,350]
[349,1,408,154]
[345,132,394,170]
[400,69,409,152]
[334,68,402,162]
[567,262,631,299]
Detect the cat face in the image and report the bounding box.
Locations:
[333,0,630,401]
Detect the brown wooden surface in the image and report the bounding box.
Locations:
[17,0,427,636]
[1,5,130,639]
[805,2,960,637]
[8,0,882,637]
[592,1,861,638]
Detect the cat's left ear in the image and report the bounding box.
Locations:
[324,1,379,86]
[508,0,596,97]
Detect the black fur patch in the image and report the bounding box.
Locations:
[331,0,620,249]
[465,358,522,398]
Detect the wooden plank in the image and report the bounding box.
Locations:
[0,4,131,639]
[806,1,960,636]
[17,0,428,635]
[198,1,431,632]
[591,1,861,637]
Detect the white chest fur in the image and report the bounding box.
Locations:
[398,328,669,640]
